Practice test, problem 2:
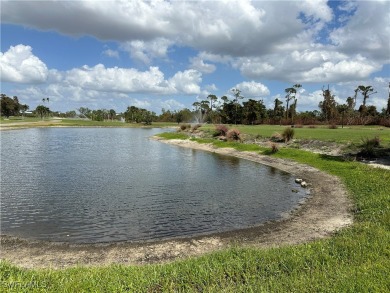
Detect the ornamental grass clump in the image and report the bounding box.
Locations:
[359,136,381,158]
[282,127,295,143]
[270,142,279,153]
[226,128,241,141]
[213,124,229,137]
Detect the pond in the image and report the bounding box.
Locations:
[0,128,306,243]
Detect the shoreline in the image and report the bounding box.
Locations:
[0,137,353,269]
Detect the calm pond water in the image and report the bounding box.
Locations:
[1,128,306,243]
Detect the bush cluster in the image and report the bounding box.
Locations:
[179,124,191,131]
[179,123,202,132]
[226,129,241,141]
[213,124,229,137]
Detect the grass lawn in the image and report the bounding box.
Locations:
[200,124,390,145]
[1,126,389,292]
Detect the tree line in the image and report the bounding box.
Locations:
[186,84,390,127]
[1,83,390,126]
[0,94,29,118]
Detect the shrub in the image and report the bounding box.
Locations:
[359,136,381,158]
[308,125,317,128]
[226,129,241,141]
[365,136,380,147]
[213,125,229,137]
[270,132,283,142]
[379,118,390,128]
[294,124,303,128]
[270,142,279,153]
[179,124,188,131]
[282,127,295,143]
[328,124,337,129]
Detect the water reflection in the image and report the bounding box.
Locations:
[1,128,306,243]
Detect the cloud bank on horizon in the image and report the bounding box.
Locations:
[1,0,389,113]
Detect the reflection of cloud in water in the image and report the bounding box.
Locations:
[1,128,306,243]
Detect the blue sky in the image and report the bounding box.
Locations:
[1,0,389,114]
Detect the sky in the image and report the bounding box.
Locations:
[1,0,389,114]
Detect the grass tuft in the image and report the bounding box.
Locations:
[282,127,295,142]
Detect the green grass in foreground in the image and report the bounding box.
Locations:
[1,135,390,292]
[156,132,190,140]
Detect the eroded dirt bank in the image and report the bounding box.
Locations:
[0,138,353,269]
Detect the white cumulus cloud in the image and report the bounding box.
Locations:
[120,38,172,64]
[189,56,216,74]
[329,1,390,61]
[233,51,381,83]
[0,44,48,83]
[2,1,388,112]
[168,69,202,94]
[64,64,170,93]
[232,81,270,97]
